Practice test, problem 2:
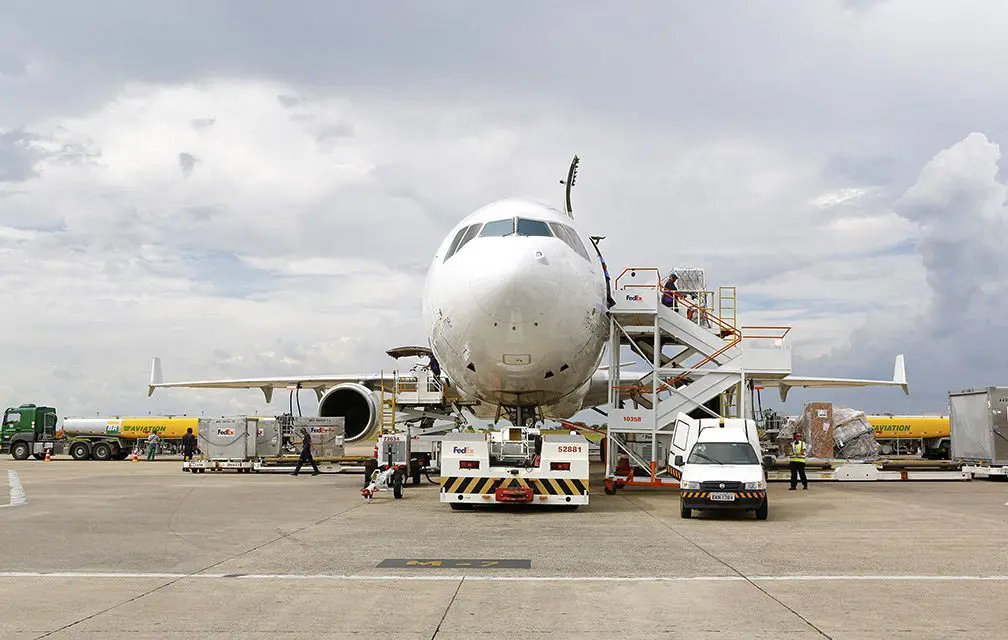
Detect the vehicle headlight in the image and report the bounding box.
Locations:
[745,480,765,490]
[682,481,700,490]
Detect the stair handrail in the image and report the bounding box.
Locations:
[653,289,743,391]
[614,267,662,290]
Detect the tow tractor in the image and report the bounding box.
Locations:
[439,425,590,510]
[361,430,439,501]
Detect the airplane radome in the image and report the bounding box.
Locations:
[422,199,609,417]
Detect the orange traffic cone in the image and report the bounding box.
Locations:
[131,449,138,462]
[44,448,51,462]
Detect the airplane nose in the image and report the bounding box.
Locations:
[469,245,561,325]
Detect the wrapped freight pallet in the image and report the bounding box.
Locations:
[831,408,880,460]
[776,402,833,458]
[777,403,880,460]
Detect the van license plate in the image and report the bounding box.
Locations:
[710,492,735,502]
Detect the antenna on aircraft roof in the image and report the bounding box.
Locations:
[560,154,579,219]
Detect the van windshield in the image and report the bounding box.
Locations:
[687,442,759,465]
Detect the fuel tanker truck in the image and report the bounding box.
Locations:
[60,416,199,461]
[866,414,950,459]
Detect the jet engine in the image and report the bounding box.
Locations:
[317,383,380,442]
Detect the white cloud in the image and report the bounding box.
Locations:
[787,132,1008,413]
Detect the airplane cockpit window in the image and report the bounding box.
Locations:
[443,225,471,262]
[455,223,482,254]
[479,218,516,237]
[515,218,553,237]
[548,222,591,261]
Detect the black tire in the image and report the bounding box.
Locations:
[603,483,616,495]
[393,470,404,499]
[363,458,378,487]
[92,442,113,461]
[11,441,30,460]
[680,501,692,519]
[755,499,768,520]
[70,442,91,460]
[598,438,606,464]
[33,453,45,460]
[410,459,422,486]
[449,502,472,510]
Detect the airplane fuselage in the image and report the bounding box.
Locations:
[422,199,609,419]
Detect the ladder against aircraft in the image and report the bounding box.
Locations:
[603,267,793,490]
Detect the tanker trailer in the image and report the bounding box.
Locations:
[866,415,950,459]
[61,416,199,461]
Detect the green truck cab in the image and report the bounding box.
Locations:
[1,404,62,460]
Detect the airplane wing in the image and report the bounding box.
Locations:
[760,355,908,402]
[147,356,395,403]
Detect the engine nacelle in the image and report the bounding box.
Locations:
[317,383,380,442]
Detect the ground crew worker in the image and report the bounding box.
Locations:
[789,431,808,490]
[292,427,320,476]
[181,427,197,464]
[146,431,159,461]
[662,272,679,311]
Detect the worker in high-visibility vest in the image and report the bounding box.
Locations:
[789,432,808,491]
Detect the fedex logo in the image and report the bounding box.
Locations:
[625,294,643,302]
[452,446,475,455]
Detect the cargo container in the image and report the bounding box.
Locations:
[949,387,1008,470]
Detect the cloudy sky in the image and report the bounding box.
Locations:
[2,0,1006,421]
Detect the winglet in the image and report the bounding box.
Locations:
[893,354,908,394]
[148,356,164,397]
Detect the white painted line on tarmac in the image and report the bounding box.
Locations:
[1,571,1007,583]
[1,470,27,508]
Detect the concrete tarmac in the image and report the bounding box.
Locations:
[1,458,1006,639]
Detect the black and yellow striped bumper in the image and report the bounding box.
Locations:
[441,475,589,497]
[680,490,766,509]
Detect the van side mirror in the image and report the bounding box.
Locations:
[674,455,683,466]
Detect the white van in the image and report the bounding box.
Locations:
[669,414,768,520]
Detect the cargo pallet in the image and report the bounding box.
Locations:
[962,465,1008,479]
[766,462,970,482]
[183,459,254,473]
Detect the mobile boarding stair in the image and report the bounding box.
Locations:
[603,267,792,494]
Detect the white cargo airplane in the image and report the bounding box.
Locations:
[149,198,908,442]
